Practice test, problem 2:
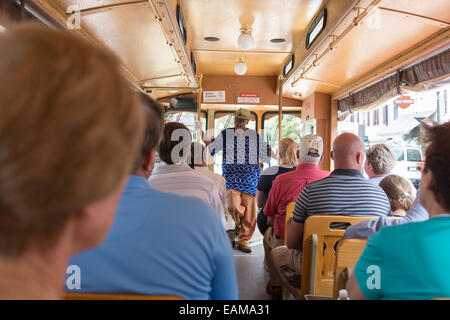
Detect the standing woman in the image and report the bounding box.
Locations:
[256,138,297,237]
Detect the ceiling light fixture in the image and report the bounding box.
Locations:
[234,57,247,75]
[237,28,254,50]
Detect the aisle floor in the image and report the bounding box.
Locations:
[233,244,271,300]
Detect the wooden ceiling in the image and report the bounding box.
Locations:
[32,0,450,103]
[182,0,324,76]
[282,0,450,100]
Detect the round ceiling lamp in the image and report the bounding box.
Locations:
[234,57,247,75]
[237,28,254,50]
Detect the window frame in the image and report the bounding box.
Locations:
[176,4,187,45]
[283,55,294,77]
[165,109,208,131]
[305,7,327,50]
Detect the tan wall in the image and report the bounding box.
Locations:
[302,91,336,171]
[202,75,301,107]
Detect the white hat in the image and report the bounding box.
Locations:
[299,134,323,162]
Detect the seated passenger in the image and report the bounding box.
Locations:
[256,137,297,237]
[270,133,390,295]
[150,122,226,226]
[67,96,238,300]
[365,143,417,194]
[347,121,450,300]
[263,135,329,298]
[379,174,415,217]
[0,25,145,299]
[189,141,227,215]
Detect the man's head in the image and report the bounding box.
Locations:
[419,122,450,214]
[157,122,192,165]
[132,93,165,178]
[297,134,323,165]
[364,144,396,178]
[189,142,206,168]
[0,24,144,257]
[234,108,250,130]
[331,133,365,170]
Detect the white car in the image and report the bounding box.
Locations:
[390,146,424,190]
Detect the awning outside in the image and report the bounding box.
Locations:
[379,111,435,137]
[338,49,450,112]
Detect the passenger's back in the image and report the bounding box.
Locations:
[293,169,390,224]
[67,175,238,300]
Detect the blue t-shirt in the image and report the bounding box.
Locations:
[354,215,450,300]
[66,175,238,300]
[209,128,271,195]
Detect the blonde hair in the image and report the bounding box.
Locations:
[279,138,298,167]
[0,24,144,256]
[379,175,415,212]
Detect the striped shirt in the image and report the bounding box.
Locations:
[293,169,390,224]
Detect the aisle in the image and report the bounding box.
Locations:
[233,244,270,300]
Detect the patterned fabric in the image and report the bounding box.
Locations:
[209,128,271,195]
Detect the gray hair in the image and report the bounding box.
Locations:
[366,144,396,175]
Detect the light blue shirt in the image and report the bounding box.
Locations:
[344,196,428,239]
[354,215,450,299]
[66,175,238,300]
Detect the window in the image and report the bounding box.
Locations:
[176,4,187,45]
[393,149,404,161]
[165,111,207,137]
[367,112,370,127]
[394,103,399,120]
[383,105,388,125]
[407,149,422,162]
[283,55,294,77]
[305,8,327,49]
[191,51,197,75]
[357,113,360,123]
[262,112,302,168]
[350,114,354,123]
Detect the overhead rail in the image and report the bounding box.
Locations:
[290,0,382,89]
[146,0,195,87]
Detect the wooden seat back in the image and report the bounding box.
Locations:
[284,201,296,245]
[300,215,374,299]
[64,292,184,300]
[333,239,368,299]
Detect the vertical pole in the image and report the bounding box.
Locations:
[278,75,283,146]
[197,74,203,142]
[197,73,203,121]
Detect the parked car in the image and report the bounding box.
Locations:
[390,146,424,190]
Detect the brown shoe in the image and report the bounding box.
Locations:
[237,243,252,253]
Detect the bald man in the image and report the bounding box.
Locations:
[269,133,390,296]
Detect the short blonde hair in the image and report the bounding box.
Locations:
[366,144,396,175]
[279,137,298,167]
[0,24,144,256]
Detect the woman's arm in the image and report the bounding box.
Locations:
[256,190,265,208]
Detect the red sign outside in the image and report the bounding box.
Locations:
[394,96,414,109]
